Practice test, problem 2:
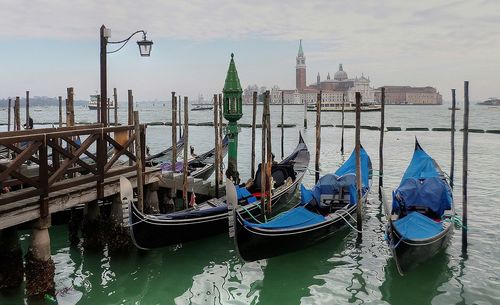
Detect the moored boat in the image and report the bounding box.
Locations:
[126,133,310,249]
[233,146,372,262]
[145,137,185,167]
[382,140,454,275]
[307,101,381,112]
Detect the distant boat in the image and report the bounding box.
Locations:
[88,94,117,110]
[191,93,213,111]
[477,97,500,106]
[307,100,381,112]
[33,107,43,112]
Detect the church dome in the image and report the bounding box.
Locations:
[334,64,348,81]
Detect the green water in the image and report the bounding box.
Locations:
[1,104,500,304]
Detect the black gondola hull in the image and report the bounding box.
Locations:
[234,205,357,262]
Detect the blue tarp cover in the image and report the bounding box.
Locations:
[392,144,452,217]
[243,206,324,229]
[236,185,257,204]
[335,147,372,187]
[393,211,443,240]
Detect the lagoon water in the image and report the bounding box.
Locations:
[1,103,499,304]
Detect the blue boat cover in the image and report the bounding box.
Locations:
[393,212,443,240]
[236,185,257,204]
[335,146,372,188]
[243,206,324,229]
[392,143,452,217]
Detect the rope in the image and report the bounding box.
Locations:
[442,214,468,230]
[336,211,362,233]
[238,205,263,224]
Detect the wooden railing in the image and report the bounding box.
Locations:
[0,124,146,217]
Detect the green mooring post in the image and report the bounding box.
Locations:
[223,53,243,183]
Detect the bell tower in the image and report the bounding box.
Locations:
[296,40,306,91]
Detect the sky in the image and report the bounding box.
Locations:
[0,0,499,102]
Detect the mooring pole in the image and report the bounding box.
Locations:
[218,93,223,185]
[133,111,144,212]
[355,92,363,237]
[66,88,75,127]
[303,98,307,128]
[128,90,134,165]
[281,91,284,160]
[450,89,456,189]
[379,87,385,198]
[25,91,30,128]
[341,93,345,155]
[97,95,101,124]
[261,92,267,217]
[14,97,20,131]
[7,98,11,131]
[462,81,469,253]
[178,95,182,139]
[113,88,118,126]
[265,91,272,215]
[107,98,111,127]
[251,91,257,178]
[183,97,189,208]
[58,96,63,127]
[214,94,220,198]
[171,92,177,170]
[315,91,322,183]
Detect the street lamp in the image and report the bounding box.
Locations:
[100,24,153,125]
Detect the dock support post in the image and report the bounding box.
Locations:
[108,194,132,251]
[462,81,469,253]
[113,88,118,126]
[355,92,363,239]
[0,227,24,289]
[82,201,102,249]
[379,87,385,199]
[58,96,63,127]
[25,216,55,298]
[14,97,20,131]
[450,89,456,189]
[134,111,145,213]
[315,91,321,183]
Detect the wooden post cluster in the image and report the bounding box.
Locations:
[214,94,220,198]
[462,81,469,252]
[183,97,189,208]
[251,91,257,178]
[379,87,385,198]
[315,91,322,183]
[355,92,363,237]
[450,89,456,189]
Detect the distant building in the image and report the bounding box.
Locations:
[271,40,376,105]
[375,86,443,105]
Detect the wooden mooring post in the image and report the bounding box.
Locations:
[58,96,63,127]
[265,91,272,214]
[379,87,385,198]
[218,93,223,186]
[183,97,189,208]
[303,98,307,128]
[315,91,321,183]
[128,89,134,165]
[462,81,469,253]
[7,98,11,131]
[341,93,345,155]
[281,91,285,160]
[25,91,30,128]
[251,91,257,178]
[261,92,267,217]
[171,92,177,209]
[450,89,456,189]
[355,92,363,237]
[134,111,145,212]
[214,94,220,198]
[113,88,118,126]
[14,97,20,131]
[178,95,182,138]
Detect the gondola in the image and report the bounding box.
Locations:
[145,137,185,167]
[381,140,454,275]
[126,133,310,250]
[158,136,229,180]
[233,146,372,262]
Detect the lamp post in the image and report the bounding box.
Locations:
[99,24,153,125]
[223,53,243,183]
